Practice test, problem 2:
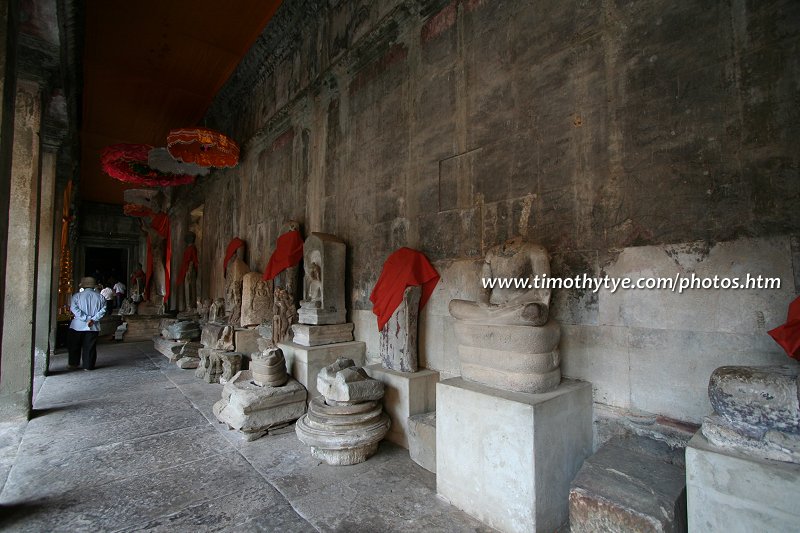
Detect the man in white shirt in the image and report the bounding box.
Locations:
[112,279,126,308]
[68,277,107,370]
[100,284,115,313]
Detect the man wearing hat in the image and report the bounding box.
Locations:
[68,276,107,370]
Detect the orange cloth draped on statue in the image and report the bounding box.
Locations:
[369,247,440,331]
[768,296,800,360]
[224,238,246,276]
[262,230,304,281]
[177,244,199,285]
[125,204,171,303]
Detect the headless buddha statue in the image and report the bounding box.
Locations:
[449,237,551,326]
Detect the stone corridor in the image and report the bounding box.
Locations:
[0,341,491,532]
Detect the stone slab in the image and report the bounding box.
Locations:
[365,364,438,448]
[686,432,800,532]
[437,378,593,533]
[291,323,354,347]
[408,411,436,473]
[123,315,169,341]
[569,436,687,533]
[153,335,188,362]
[234,327,261,357]
[278,341,365,401]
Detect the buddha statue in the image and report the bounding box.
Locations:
[449,237,550,326]
[449,237,561,394]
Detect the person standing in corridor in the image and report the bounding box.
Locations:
[68,277,107,370]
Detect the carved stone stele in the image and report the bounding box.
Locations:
[241,272,273,327]
[298,233,346,325]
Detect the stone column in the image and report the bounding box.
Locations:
[34,149,56,379]
[0,0,20,382]
[0,79,42,419]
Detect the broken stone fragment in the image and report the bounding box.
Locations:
[316,357,384,403]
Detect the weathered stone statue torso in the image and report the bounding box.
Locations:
[225,248,250,326]
[450,237,551,326]
[449,237,561,394]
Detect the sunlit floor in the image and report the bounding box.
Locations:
[0,341,492,532]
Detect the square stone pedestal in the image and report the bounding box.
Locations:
[365,364,438,448]
[437,378,592,533]
[278,340,365,399]
[686,432,800,532]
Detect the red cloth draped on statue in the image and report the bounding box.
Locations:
[177,244,199,285]
[148,212,171,303]
[768,296,800,360]
[125,204,171,303]
[369,247,440,331]
[262,230,304,281]
[224,238,246,276]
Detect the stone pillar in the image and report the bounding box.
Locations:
[0,79,42,419]
[0,0,20,379]
[34,149,56,378]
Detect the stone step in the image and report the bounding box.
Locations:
[569,436,687,533]
[408,411,436,473]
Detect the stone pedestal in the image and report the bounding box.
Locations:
[365,364,438,448]
[291,323,354,346]
[408,412,436,473]
[686,431,800,532]
[437,378,593,533]
[278,340,365,400]
[213,371,307,441]
[234,328,260,356]
[123,315,169,341]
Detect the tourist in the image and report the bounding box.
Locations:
[99,283,115,313]
[68,277,107,370]
[113,278,126,308]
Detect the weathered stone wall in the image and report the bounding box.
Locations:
[175,0,800,424]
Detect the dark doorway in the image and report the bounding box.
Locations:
[84,247,127,287]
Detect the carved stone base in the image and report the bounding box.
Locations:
[291,323,354,347]
[295,396,390,465]
[196,348,243,384]
[297,307,346,326]
[214,371,307,441]
[453,319,561,394]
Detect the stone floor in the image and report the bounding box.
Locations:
[0,341,494,532]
